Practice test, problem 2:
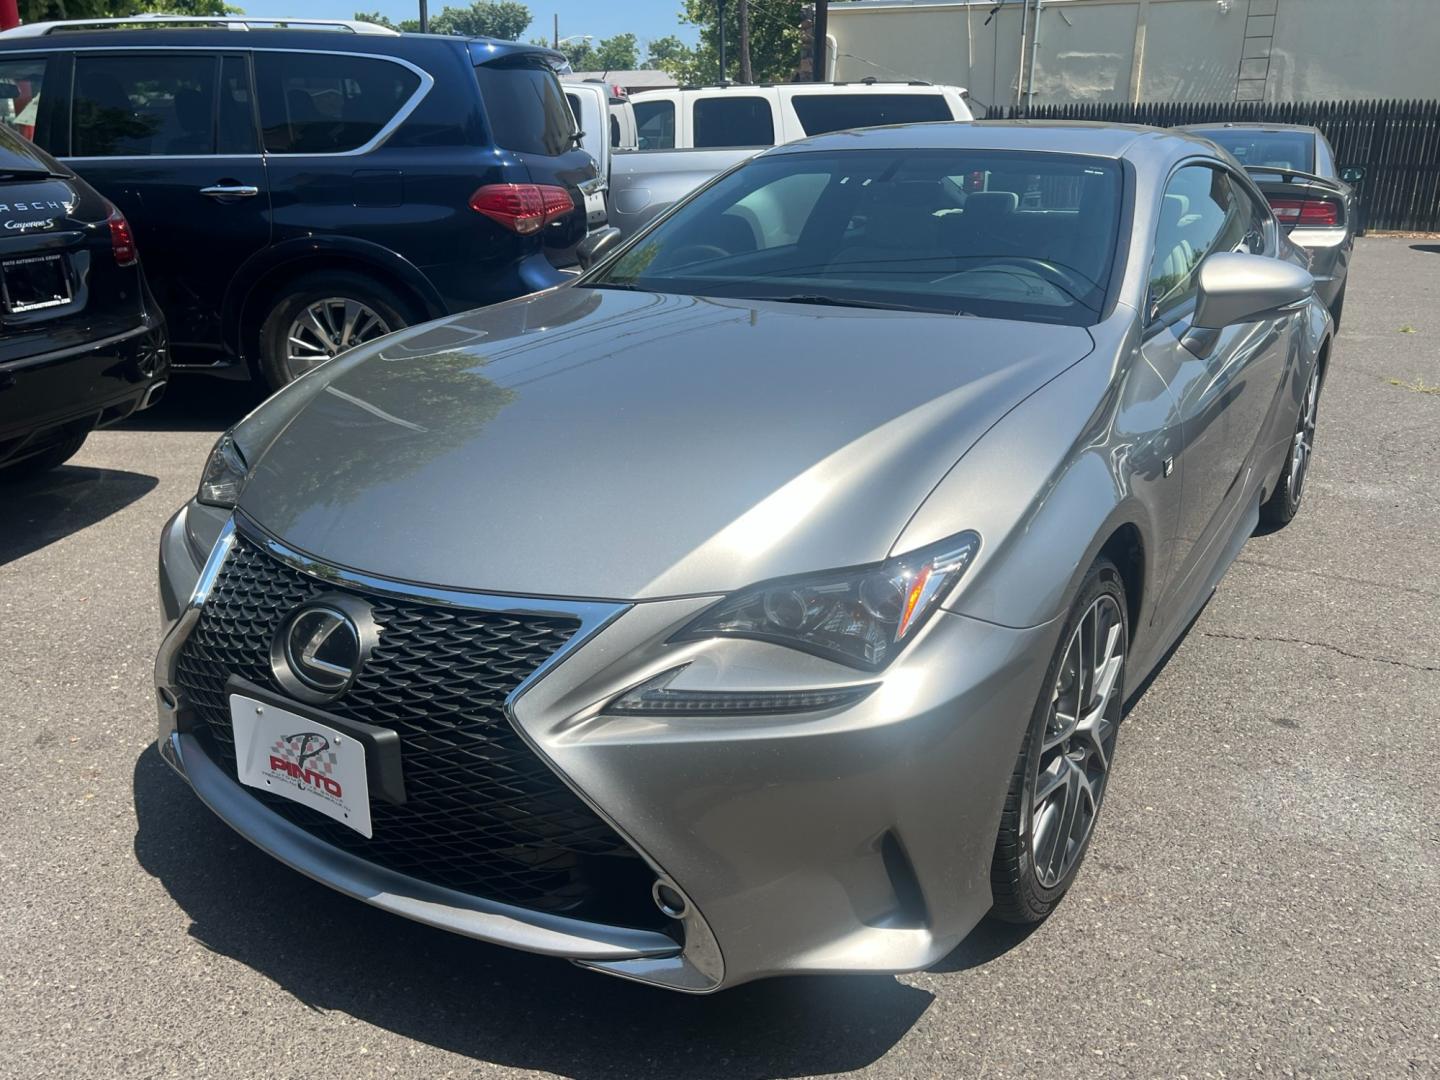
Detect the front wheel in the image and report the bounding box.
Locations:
[258,271,417,390]
[990,559,1128,924]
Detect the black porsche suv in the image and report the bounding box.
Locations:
[0,123,167,478]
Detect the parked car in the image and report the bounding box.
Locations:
[561,79,622,229]
[154,122,1331,993]
[609,79,974,235]
[1181,122,1358,325]
[0,16,596,389]
[0,120,167,478]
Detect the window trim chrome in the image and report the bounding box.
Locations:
[52,44,434,160]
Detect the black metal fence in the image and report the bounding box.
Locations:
[984,99,1440,232]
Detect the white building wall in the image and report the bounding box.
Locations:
[828,0,1440,108]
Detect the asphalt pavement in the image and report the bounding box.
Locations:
[1,237,1436,1079]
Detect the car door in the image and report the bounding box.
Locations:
[64,50,269,365]
[1141,163,1291,616]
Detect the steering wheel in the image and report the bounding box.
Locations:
[965,256,1092,296]
[667,243,731,266]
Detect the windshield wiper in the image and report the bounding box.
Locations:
[761,294,964,316]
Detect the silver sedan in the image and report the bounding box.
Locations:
[154,121,1331,993]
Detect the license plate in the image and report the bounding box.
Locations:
[1,253,72,314]
[229,693,372,838]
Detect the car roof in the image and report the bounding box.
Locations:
[1181,122,1320,135]
[0,24,562,64]
[766,120,1212,160]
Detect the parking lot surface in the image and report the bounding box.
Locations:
[1,237,1436,1079]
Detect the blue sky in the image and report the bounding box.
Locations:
[240,0,701,55]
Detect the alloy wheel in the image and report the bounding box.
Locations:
[1289,366,1320,504]
[284,298,392,381]
[1030,593,1125,889]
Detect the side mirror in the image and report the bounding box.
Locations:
[1183,252,1313,354]
[1340,165,1365,184]
[576,226,624,271]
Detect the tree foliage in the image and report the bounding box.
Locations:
[670,0,806,84]
[643,34,692,73]
[540,33,639,72]
[20,0,231,23]
[354,0,530,39]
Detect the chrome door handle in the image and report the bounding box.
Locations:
[199,184,259,199]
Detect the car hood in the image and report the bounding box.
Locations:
[238,286,1093,599]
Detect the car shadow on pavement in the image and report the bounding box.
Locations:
[1409,244,1440,255]
[132,746,935,1077]
[122,376,266,433]
[0,466,158,566]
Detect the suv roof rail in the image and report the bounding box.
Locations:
[676,78,936,90]
[0,15,401,38]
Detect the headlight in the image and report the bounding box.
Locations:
[676,531,981,670]
[197,431,248,508]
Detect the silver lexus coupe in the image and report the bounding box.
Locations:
[154,123,1330,993]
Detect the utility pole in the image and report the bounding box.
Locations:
[813,0,828,82]
[553,13,559,48]
[418,0,429,33]
[1026,0,1044,111]
[738,0,752,84]
[717,0,728,83]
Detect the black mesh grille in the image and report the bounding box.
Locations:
[174,534,662,929]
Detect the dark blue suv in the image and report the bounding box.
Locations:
[0,18,596,387]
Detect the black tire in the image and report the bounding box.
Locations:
[258,270,419,391]
[991,558,1128,924]
[1260,359,1322,529]
[0,429,87,480]
[1328,281,1346,331]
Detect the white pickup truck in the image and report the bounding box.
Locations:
[606,80,973,237]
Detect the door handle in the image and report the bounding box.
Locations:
[200,184,259,199]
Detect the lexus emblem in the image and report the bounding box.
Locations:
[270,595,377,703]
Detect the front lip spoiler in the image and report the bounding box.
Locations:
[165,730,683,964]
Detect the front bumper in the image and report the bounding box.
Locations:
[156,505,1056,991]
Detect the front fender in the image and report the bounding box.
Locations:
[894,317,1177,648]
[222,236,450,359]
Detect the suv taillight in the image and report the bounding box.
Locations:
[1268,197,1340,228]
[107,205,137,266]
[469,183,574,235]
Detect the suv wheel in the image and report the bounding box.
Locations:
[259,271,417,389]
[0,429,88,480]
[990,559,1128,924]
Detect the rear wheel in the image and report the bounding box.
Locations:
[258,271,417,390]
[1260,360,1321,529]
[0,429,88,480]
[991,559,1128,924]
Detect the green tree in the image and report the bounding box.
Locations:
[672,0,805,84]
[548,38,596,69]
[354,0,530,39]
[643,34,692,73]
[22,0,232,22]
[591,32,638,70]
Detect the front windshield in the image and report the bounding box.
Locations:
[586,149,1123,325]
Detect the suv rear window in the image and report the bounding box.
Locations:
[474,56,574,157]
[693,96,774,148]
[791,93,953,136]
[256,52,420,155]
[633,99,674,150]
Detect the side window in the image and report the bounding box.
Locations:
[633,99,674,150]
[256,52,420,155]
[1315,135,1337,178]
[692,96,774,148]
[1229,175,1271,256]
[218,55,258,156]
[1147,165,1249,321]
[791,93,953,136]
[73,54,218,157]
[0,56,48,145]
[609,112,620,148]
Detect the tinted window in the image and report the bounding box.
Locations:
[1149,165,1252,319]
[256,52,419,154]
[1199,128,1315,173]
[474,56,574,156]
[693,96,774,148]
[791,93,952,136]
[633,99,674,150]
[73,54,217,157]
[610,112,621,147]
[218,55,258,155]
[590,149,1121,326]
[0,56,47,144]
